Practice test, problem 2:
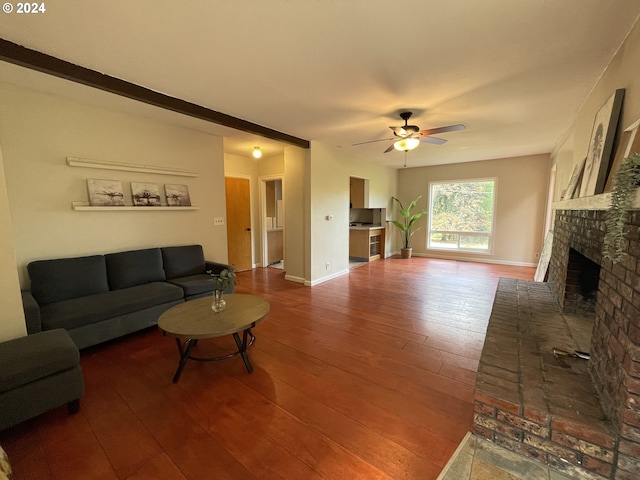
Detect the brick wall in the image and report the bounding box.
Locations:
[548,209,640,478]
[547,209,606,312]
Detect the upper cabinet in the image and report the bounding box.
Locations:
[349,177,369,208]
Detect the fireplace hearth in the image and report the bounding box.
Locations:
[474,208,640,479]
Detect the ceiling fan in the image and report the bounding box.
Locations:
[353,112,465,153]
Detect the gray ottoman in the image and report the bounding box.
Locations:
[0,329,84,431]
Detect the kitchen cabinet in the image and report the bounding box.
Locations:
[349,177,368,208]
[349,227,385,262]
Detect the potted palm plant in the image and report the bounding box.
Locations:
[389,196,427,258]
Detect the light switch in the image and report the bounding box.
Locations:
[214,217,225,226]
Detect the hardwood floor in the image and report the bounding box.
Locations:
[0,257,534,480]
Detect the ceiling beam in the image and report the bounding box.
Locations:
[0,38,310,149]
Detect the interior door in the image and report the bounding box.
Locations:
[225,177,252,271]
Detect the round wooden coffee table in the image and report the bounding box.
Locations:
[158,294,270,382]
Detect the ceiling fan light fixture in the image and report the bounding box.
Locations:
[252,146,262,159]
[393,137,420,152]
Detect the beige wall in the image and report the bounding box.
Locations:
[0,82,228,293]
[309,141,397,284]
[553,19,640,198]
[397,154,550,266]
[283,145,308,283]
[0,144,26,341]
[258,154,284,177]
[223,152,286,268]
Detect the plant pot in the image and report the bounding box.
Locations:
[401,247,412,259]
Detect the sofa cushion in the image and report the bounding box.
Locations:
[106,248,165,290]
[0,329,79,392]
[162,245,206,279]
[28,255,109,306]
[40,282,184,331]
[167,274,215,297]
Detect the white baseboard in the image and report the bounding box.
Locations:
[395,251,537,268]
[284,274,306,284]
[305,268,349,286]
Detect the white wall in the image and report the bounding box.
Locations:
[553,19,640,198]
[0,82,228,296]
[309,141,397,284]
[0,144,26,341]
[397,154,550,266]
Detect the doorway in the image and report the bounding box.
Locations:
[261,177,284,269]
[225,176,253,271]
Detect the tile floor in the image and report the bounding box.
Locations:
[438,433,587,480]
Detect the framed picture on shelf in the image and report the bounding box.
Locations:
[86,179,125,207]
[131,182,162,206]
[165,184,191,206]
[604,118,640,192]
[579,88,625,197]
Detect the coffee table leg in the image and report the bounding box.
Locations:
[233,330,254,373]
[173,338,197,383]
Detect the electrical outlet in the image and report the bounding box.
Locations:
[214,217,224,226]
[325,262,330,270]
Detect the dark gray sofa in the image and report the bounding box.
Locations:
[22,245,232,349]
[0,328,84,431]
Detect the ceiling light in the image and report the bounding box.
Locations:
[393,137,420,152]
[252,146,262,159]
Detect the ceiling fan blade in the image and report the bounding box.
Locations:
[352,137,395,146]
[419,124,466,136]
[383,143,395,153]
[421,136,447,145]
[389,126,407,136]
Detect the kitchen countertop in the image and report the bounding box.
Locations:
[349,224,384,231]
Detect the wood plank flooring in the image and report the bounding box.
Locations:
[0,257,534,480]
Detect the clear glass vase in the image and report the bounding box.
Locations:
[211,290,226,312]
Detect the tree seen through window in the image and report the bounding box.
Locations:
[428,180,496,251]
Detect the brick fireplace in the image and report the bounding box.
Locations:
[473,207,640,479]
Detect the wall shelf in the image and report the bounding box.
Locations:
[67,157,198,177]
[71,202,199,211]
[552,190,640,211]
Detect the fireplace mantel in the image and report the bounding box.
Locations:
[552,190,640,211]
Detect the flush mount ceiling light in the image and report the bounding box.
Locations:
[393,137,420,152]
[252,146,262,159]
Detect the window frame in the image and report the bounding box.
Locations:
[427,177,497,255]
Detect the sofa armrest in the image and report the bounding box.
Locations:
[21,290,42,334]
[205,261,233,275]
[205,261,235,293]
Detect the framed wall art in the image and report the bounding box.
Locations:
[579,88,625,197]
[165,184,191,206]
[604,118,640,192]
[86,179,125,207]
[534,230,554,282]
[131,182,162,206]
[562,157,586,200]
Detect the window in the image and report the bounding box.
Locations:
[428,179,496,252]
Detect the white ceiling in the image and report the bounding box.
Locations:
[1,1,639,168]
